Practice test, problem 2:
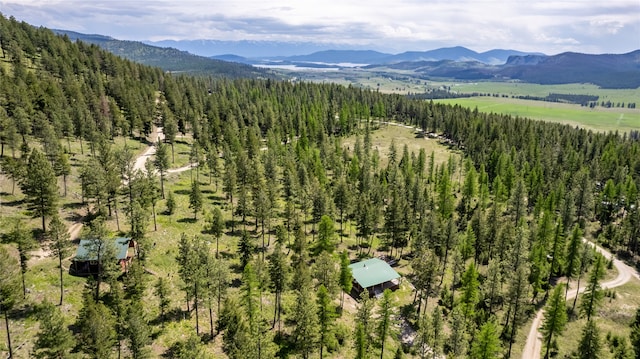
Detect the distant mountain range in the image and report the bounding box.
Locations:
[54,30,277,79]
[144,39,374,58]
[364,50,640,88]
[55,30,640,89]
[208,46,543,65]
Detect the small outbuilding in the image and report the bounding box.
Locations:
[349,258,401,298]
[69,237,136,276]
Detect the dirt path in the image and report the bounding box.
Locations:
[28,126,191,264]
[133,126,165,173]
[522,239,640,359]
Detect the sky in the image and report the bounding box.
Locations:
[1,0,639,55]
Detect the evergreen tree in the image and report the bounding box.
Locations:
[172,333,206,359]
[218,297,246,358]
[573,243,594,312]
[317,284,336,359]
[437,168,455,218]
[313,252,340,296]
[482,259,502,315]
[108,278,127,358]
[20,148,59,231]
[469,319,502,359]
[428,306,444,359]
[460,262,480,323]
[577,319,602,359]
[339,250,353,310]
[411,247,438,316]
[415,312,430,359]
[316,214,337,254]
[564,225,582,298]
[166,191,176,215]
[154,140,170,199]
[547,219,566,283]
[238,230,255,268]
[269,242,288,331]
[206,146,221,189]
[125,301,152,359]
[207,206,225,257]
[209,257,230,335]
[33,301,75,359]
[47,214,71,305]
[508,177,528,226]
[630,307,640,358]
[505,263,530,357]
[124,261,147,301]
[541,284,568,359]
[77,294,116,359]
[574,168,594,228]
[154,277,170,327]
[355,290,374,359]
[0,246,20,359]
[333,178,351,237]
[6,220,36,299]
[447,306,468,357]
[376,289,395,359]
[54,150,71,198]
[292,284,319,359]
[189,179,203,220]
[581,255,605,321]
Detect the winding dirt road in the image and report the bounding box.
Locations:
[522,240,640,359]
[29,126,194,263]
[132,126,165,173]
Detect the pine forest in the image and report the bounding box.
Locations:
[1,13,640,359]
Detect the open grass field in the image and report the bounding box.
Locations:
[430,81,640,105]
[341,122,461,169]
[292,67,640,133]
[435,96,640,133]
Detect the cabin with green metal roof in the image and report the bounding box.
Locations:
[69,237,135,276]
[349,258,401,298]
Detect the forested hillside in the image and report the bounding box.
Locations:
[53,29,279,80]
[1,13,640,359]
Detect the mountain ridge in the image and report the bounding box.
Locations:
[53,29,277,79]
[56,29,640,88]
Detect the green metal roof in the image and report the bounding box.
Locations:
[349,258,400,289]
[74,237,131,261]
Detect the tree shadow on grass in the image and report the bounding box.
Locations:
[1,197,25,207]
[207,194,226,203]
[62,201,85,211]
[177,217,198,224]
[150,307,189,328]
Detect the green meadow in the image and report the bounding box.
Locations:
[435,96,640,133]
[429,81,640,105]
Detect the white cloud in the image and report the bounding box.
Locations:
[0,0,638,54]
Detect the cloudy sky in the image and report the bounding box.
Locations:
[1,0,639,55]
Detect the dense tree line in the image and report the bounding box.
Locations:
[0,12,639,358]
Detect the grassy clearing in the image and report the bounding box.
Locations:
[435,97,640,133]
[429,81,640,105]
[341,123,461,169]
[299,69,640,133]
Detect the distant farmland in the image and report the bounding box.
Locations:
[435,96,640,133]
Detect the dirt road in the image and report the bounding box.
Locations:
[133,126,165,173]
[28,126,189,264]
[522,240,640,358]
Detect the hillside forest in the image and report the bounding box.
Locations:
[1,13,640,359]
